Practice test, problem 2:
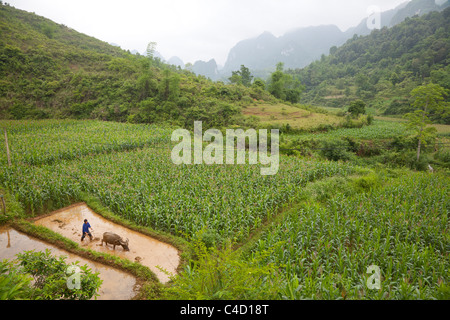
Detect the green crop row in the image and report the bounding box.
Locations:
[0,120,173,166]
[249,172,449,300]
[1,144,356,242]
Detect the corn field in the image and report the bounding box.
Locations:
[0,120,357,241]
[1,120,448,299]
[251,172,449,299]
[1,142,356,241]
[0,120,173,166]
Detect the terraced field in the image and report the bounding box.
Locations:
[243,103,343,130]
[1,120,448,300]
[249,172,449,299]
[0,120,356,242]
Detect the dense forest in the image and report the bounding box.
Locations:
[291,8,450,123]
[0,3,279,129]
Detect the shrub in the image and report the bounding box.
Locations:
[351,173,381,192]
[320,140,355,162]
[0,260,32,300]
[382,150,431,171]
[16,249,102,300]
[434,149,450,164]
[162,238,282,300]
[389,136,417,151]
[1,249,102,300]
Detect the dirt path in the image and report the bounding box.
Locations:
[33,203,180,284]
[0,227,138,300]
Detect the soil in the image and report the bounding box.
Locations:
[0,227,138,300]
[33,203,180,284]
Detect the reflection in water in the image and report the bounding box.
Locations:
[0,227,137,300]
[34,203,180,284]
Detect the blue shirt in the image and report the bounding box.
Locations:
[82,222,91,233]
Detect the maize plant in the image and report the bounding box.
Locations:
[0,120,356,242]
[251,172,449,300]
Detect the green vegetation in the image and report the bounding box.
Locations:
[242,103,344,131]
[0,119,173,166]
[1,120,448,301]
[0,1,448,302]
[406,83,448,161]
[246,171,449,300]
[229,65,254,87]
[0,120,356,241]
[280,116,450,171]
[0,4,278,129]
[292,8,450,122]
[267,62,304,104]
[1,249,102,300]
[162,236,282,300]
[348,100,366,117]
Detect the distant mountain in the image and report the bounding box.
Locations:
[167,56,185,69]
[220,0,449,79]
[292,7,450,122]
[192,59,220,80]
[153,51,165,61]
[343,2,409,37]
[389,0,449,26]
[346,0,449,37]
[223,26,348,74]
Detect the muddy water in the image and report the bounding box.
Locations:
[34,203,180,284]
[0,227,138,300]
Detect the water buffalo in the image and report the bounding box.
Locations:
[101,232,129,251]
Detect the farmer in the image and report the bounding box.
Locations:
[81,219,93,241]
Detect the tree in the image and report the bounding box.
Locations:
[239,65,253,87]
[229,65,253,87]
[268,62,304,103]
[348,100,366,117]
[389,72,400,86]
[252,78,265,90]
[229,70,242,85]
[146,42,157,59]
[405,83,447,161]
[268,63,285,100]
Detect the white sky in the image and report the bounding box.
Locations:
[8,0,409,65]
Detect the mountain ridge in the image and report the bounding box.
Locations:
[291,6,449,122]
[190,0,448,80]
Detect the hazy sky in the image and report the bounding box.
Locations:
[8,0,410,65]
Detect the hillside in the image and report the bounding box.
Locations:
[0,3,277,129]
[219,0,449,79]
[292,7,450,123]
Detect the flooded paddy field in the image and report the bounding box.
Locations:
[33,203,180,284]
[0,227,138,300]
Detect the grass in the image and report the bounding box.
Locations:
[243,103,343,130]
[284,119,411,142]
[434,124,450,137]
